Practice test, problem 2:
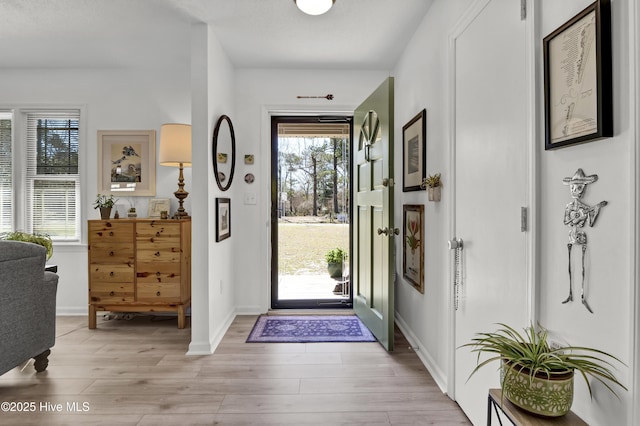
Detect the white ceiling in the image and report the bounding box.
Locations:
[0,0,433,70]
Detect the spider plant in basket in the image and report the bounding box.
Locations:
[462,323,626,417]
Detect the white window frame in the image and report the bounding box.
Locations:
[0,112,13,233]
[0,106,86,244]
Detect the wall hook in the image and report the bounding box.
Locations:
[296,94,334,100]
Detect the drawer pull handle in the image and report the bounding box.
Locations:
[156,272,161,276]
[109,232,114,236]
[109,251,114,256]
[156,291,161,297]
[154,251,161,257]
[109,271,114,277]
[109,291,115,296]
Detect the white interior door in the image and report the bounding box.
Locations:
[451,0,530,423]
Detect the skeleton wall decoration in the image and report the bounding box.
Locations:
[562,168,607,313]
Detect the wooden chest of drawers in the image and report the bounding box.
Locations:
[87,218,191,329]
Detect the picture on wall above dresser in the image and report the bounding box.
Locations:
[97,130,157,196]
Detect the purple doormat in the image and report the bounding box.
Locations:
[246,315,376,343]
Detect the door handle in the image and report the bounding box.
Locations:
[448,238,463,250]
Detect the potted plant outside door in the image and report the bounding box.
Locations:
[325,248,347,279]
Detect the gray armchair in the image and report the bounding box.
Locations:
[0,240,59,375]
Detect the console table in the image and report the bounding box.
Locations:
[488,389,587,426]
[87,218,191,329]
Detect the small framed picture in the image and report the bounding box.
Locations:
[403,204,424,293]
[217,153,228,163]
[244,154,255,165]
[215,198,231,242]
[402,109,426,192]
[148,198,170,218]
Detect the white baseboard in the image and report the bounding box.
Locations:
[187,309,236,355]
[395,312,448,394]
[56,307,88,316]
[234,304,265,315]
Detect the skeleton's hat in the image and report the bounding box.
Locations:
[563,168,598,185]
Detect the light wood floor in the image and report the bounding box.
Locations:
[0,315,470,425]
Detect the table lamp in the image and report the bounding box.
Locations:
[159,123,192,218]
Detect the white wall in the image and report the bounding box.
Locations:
[233,68,390,314]
[392,0,471,391]
[0,64,191,314]
[188,24,237,354]
[537,0,635,424]
[3,1,637,422]
[0,20,238,356]
[392,0,637,424]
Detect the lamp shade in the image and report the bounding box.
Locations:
[294,0,335,16]
[159,123,192,167]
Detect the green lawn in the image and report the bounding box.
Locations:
[278,223,349,275]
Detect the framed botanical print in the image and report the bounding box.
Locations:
[403,204,424,293]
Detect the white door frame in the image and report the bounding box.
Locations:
[445,0,538,400]
[630,0,640,424]
[259,104,355,313]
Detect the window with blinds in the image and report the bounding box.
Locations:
[26,111,80,241]
[0,112,12,234]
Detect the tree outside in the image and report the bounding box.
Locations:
[277,135,350,278]
[276,136,349,220]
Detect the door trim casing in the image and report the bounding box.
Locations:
[630,0,639,424]
[254,106,355,314]
[269,114,354,310]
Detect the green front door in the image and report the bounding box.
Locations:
[353,77,395,351]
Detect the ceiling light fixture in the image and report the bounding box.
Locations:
[294,0,335,16]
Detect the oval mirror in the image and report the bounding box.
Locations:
[212,115,236,191]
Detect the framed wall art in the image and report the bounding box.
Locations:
[403,204,424,293]
[543,0,612,150]
[147,198,170,218]
[215,198,231,242]
[97,130,156,196]
[402,109,426,191]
